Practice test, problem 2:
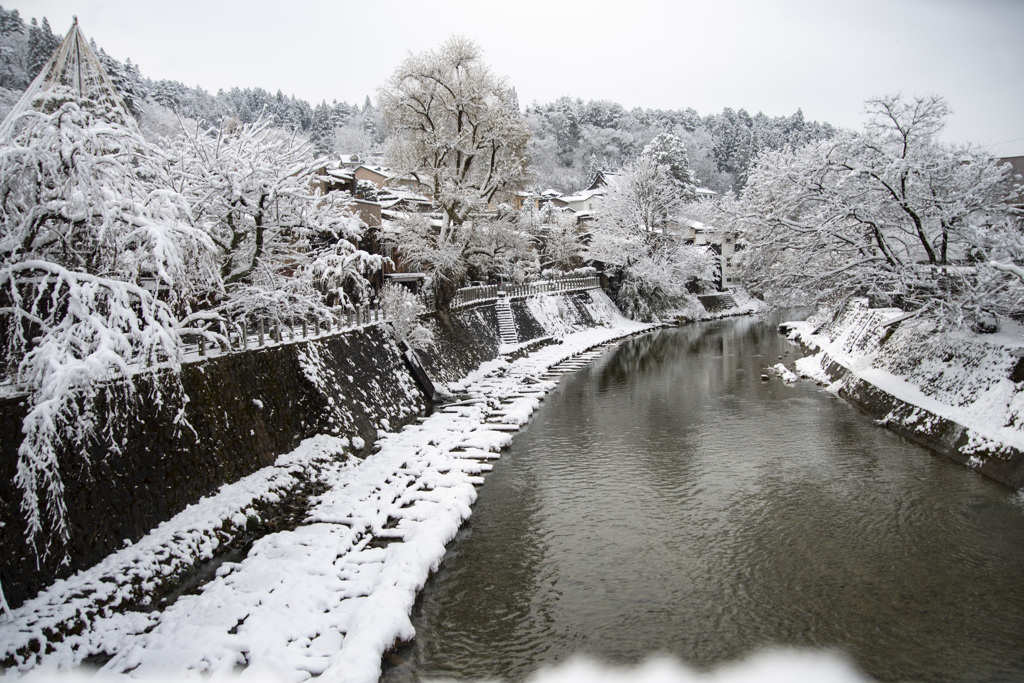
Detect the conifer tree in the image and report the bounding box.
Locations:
[309,101,335,157]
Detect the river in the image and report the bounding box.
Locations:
[382,316,1024,682]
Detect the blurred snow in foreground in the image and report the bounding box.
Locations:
[15,649,871,683]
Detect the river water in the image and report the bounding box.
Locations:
[382,316,1024,682]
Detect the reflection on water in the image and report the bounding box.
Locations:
[383,317,1024,683]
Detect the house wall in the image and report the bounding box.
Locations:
[354,166,388,188]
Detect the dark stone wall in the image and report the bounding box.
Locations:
[510,297,546,342]
[811,351,1024,491]
[0,326,424,609]
[415,304,502,384]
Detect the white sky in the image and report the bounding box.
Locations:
[13,0,1024,156]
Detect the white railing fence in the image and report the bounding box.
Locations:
[501,275,601,301]
[180,303,382,359]
[423,274,602,310]
[181,274,603,360]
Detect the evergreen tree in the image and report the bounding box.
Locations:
[27,17,59,79]
[309,101,335,157]
[0,6,23,36]
[0,6,26,89]
[361,95,379,142]
[96,47,148,118]
[642,132,697,200]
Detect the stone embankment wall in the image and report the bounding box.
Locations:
[0,290,616,608]
[787,300,1024,490]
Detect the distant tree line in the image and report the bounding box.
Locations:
[525,97,838,194]
[0,6,838,197]
[0,6,383,154]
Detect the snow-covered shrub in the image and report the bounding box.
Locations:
[584,155,717,321]
[383,212,467,310]
[169,117,385,328]
[379,282,433,350]
[0,88,218,560]
[535,209,584,274]
[588,223,715,322]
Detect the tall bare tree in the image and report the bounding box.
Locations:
[733,94,1022,329]
[379,37,531,307]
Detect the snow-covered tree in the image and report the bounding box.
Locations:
[384,212,466,309]
[642,132,697,201]
[598,155,684,234]
[379,36,530,228]
[385,207,536,308]
[379,282,433,350]
[586,217,715,320]
[95,47,148,118]
[26,17,58,80]
[308,101,335,157]
[535,208,584,273]
[735,94,1022,329]
[0,86,218,560]
[587,158,716,320]
[169,117,384,327]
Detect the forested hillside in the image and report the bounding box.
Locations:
[526,98,838,193]
[0,6,382,154]
[0,6,838,196]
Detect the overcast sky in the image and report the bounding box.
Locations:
[14,0,1024,156]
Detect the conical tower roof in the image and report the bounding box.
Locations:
[0,17,136,139]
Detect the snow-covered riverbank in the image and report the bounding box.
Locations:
[0,298,651,682]
[783,299,1024,489]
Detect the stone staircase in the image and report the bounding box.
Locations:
[697,292,738,313]
[495,295,518,345]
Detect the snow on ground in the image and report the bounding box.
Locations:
[770,363,798,384]
[0,434,350,674]
[663,288,766,323]
[0,296,651,683]
[785,300,1024,455]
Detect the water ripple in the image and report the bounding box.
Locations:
[384,319,1024,683]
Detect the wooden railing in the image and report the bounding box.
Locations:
[183,274,603,359]
[502,275,601,300]
[180,304,383,359]
[440,274,602,309]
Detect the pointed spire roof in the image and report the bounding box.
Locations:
[0,17,136,140]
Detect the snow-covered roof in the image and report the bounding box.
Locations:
[587,170,621,192]
[385,188,432,203]
[356,165,394,178]
[560,188,606,203]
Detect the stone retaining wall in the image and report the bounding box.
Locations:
[788,301,1024,491]
[1,290,615,608]
[0,327,423,609]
